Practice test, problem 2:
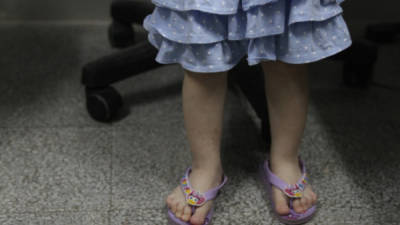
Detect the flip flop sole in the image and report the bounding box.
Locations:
[166,166,227,225]
[277,212,316,225]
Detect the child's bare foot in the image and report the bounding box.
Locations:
[269,158,317,215]
[166,167,223,225]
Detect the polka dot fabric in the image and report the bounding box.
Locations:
[142,0,352,73]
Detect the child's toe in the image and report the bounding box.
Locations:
[166,196,174,209]
[275,203,290,216]
[190,201,212,225]
[181,205,192,221]
[292,199,304,214]
[311,192,317,205]
[175,202,185,218]
[311,192,317,204]
[272,187,290,215]
[170,200,178,214]
[300,196,311,212]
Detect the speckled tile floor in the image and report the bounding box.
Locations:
[0,23,399,225]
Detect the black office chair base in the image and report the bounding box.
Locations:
[330,39,378,88]
[81,40,161,122]
[366,22,400,43]
[108,20,135,48]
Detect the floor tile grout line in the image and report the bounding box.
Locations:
[108,125,115,225]
[0,209,110,215]
[0,120,189,129]
[0,125,113,129]
[0,204,276,213]
[0,118,398,130]
[0,205,207,215]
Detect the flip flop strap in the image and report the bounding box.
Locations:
[180,166,228,206]
[264,159,308,198]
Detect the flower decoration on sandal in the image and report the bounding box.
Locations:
[283,175,308,198]
[181,175,206,206]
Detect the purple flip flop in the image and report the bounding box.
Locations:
[167,167,228,225]
[259,158,317,224]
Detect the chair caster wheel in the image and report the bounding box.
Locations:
[85,86,123,122]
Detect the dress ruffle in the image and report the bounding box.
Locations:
[142,0,352,73]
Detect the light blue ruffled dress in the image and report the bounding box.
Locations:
[142,0,352,73]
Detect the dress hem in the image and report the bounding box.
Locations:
[149,38,352,73]
[248,39,352,66]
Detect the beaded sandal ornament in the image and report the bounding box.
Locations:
[167,167,228,225]
[260,158,317,224]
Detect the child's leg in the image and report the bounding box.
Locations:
[166,68,227,225]
[260,61,317,215]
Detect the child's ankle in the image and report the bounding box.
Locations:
[270,153,298,164]
[190,164,224,179]
[192,161,223,172]
[269,154,300,171]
